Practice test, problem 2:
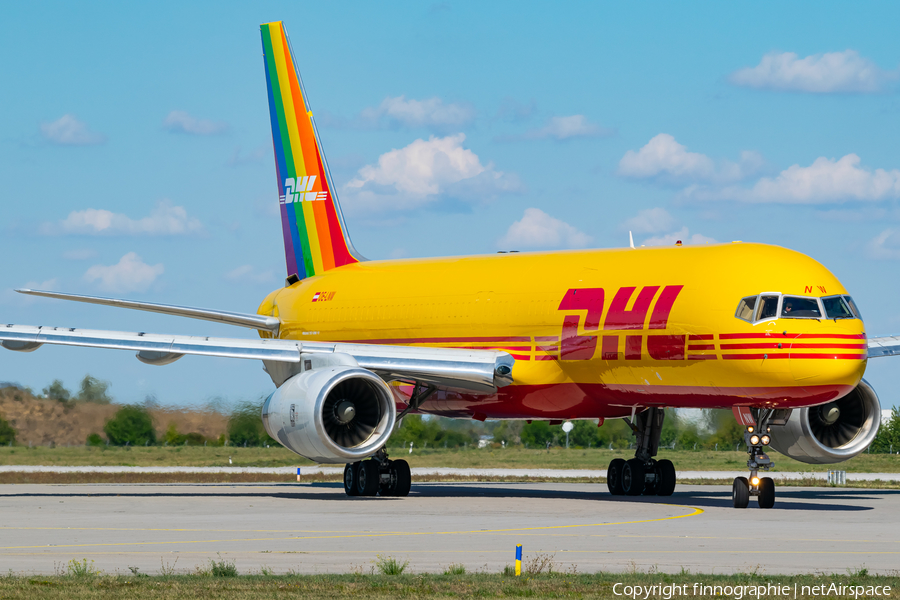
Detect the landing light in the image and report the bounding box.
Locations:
[749,434,760,445]
[751,477,760,486]
[761,435,771,446]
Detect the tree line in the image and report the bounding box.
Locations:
[1,378,898,452]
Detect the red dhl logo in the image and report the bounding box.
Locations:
[557,286,687,361]
[311,291,336,303]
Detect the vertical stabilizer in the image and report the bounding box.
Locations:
[260,21,361,280]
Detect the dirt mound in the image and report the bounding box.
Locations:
[0,387,229,447]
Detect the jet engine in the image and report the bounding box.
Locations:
[768,379,882,464]
[261,365,396,464]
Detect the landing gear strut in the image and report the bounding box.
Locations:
[732,408,777,509]
[343,447,411,497]
[607,408,676,497]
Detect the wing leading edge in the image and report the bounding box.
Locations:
[0,324,514,394]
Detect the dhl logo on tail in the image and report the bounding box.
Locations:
[260,21,359,281]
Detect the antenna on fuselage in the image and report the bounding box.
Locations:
[629,231,635,249]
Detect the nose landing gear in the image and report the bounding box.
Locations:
[732,408,779,509]
[607,408,676,497]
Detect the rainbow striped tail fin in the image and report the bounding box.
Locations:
[260,21,361,280]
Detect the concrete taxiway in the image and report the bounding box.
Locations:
[0,482,897,575]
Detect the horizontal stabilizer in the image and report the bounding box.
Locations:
[15,289,279,332]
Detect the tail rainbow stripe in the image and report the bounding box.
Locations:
[260,21,359,280]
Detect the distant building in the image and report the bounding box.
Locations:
[883,409,895,424]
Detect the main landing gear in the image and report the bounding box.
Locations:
[732,408,777,509]
[343,448,411,497]
[607,407,676,497]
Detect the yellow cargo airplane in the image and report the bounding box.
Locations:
[3,22,899,508]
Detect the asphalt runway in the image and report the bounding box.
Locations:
[1,482,898,575]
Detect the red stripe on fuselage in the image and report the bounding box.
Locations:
[721,342,866,350]
[719,333,866,340]
[722,353,866,360]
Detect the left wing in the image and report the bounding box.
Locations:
[0,324,514,394]
[868,335,900,358]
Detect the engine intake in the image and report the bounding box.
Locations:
[262,366,396,464]
[768,379,881,464]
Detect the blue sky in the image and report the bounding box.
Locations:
[2,1,899,409]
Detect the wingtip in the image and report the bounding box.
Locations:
[15,289,33,294]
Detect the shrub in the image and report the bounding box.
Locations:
[86,433,104,447]
[43,379,71,403]
[871,408,900,453]
[76,375,112,404]
[209,557,237,577]
[521,421,555,447]
[444,563,466,575]
[66,558,100,577]
[227,400,272,447]
[104,405,156,446]
[375,555,408,575]
[0,414,16,445]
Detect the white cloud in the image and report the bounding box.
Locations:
[84,253,163,293]
[730,50,897,94]
[360,96,475,130]
[497,208,592,249]
[344,134,521,213]
[499,115,612,141]
[642,227,716,247]
[619,134,763,184]
[40,115,106,146]
[225,265,276,284]
[46,201,204,236]
[163,110,228,135]
[689,154,900,204]
[620,208,677,234]
[868,229,900,260]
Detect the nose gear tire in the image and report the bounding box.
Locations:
[732,476,749,508]
[758,476,775,508]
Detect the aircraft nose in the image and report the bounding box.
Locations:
[788,338,867,386]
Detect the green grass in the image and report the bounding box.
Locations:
[0,572,897,599]
[0,445,898,472]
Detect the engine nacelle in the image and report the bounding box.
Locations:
[768,379,882,464]
[261,366,396,464]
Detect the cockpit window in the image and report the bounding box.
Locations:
[781,296,821,318]
[756,295,779,321]
[822,295,853,319]
[844,295,862,319]
[735,296,757,322]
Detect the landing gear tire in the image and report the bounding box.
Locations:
[607,458,626,496]
[382,459,411,497]
[656,459,676,496]
[732,476,749,508]
[343,463,360,497]
[357,459,380,496]
[623,458,646,496]
[758,476,775,509]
